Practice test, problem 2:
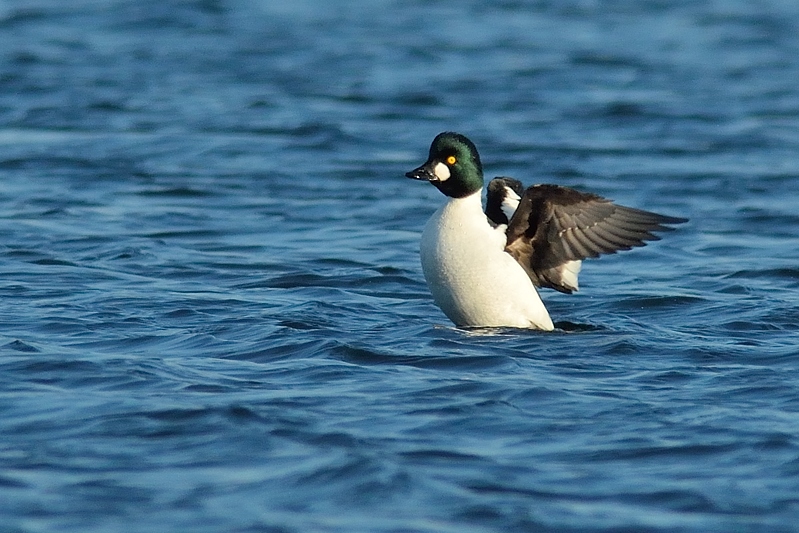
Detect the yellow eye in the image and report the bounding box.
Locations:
[446,155,457,165]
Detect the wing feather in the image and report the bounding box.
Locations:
[504,183,687,293]
[485,177,525,226]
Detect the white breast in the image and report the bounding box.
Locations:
[419,192,554,330]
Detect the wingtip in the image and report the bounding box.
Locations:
[661,215,689,225]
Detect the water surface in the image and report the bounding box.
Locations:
[2,1,799,532]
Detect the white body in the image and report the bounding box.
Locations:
[419,191,554,330]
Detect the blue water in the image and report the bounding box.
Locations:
[2,1,799,531]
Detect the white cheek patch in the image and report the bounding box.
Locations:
[433,162,451,182]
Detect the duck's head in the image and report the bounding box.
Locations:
[406,132,484,198]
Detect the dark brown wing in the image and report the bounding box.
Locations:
[505,184,687,294]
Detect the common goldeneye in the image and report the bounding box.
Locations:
[405,131,687,330]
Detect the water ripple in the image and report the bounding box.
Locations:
[2,1,799,532]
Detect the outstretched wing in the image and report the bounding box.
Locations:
[504,184,687,294]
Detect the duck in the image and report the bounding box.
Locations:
[405,131,687,330]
